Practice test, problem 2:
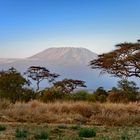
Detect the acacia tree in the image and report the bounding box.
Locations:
[25,66,59,91]
[90,40,140,78]
[53,79,86,94]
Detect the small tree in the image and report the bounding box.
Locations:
[0,67,29,102]
[94,87,107,96]
[53,79,86,94]
[108,79,139,102]
[25,66,59,92]
[117,79,139,101]
[94,87,108,102]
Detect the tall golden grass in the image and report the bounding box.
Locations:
[0,100,140,126]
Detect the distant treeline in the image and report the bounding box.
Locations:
[0,67,139,103]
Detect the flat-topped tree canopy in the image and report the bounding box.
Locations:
[90,40,140,78]
[53,79,86,94]
[25,66,59,91]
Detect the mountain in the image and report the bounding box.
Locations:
[0,47,119,89]
[29,47,97,66]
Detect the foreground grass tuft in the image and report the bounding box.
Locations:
[0,123,139,139]
[0,125,6,131]
[15,128,28,138]
[79,127,96,138]
[34,130,49,139]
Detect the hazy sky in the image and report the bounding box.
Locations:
[0,0,140,58]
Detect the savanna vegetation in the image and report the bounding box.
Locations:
[0,40,140,139]
[0,67,139,103]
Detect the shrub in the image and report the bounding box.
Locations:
[34,130,48,139]
[86,94,96,102]
[94,87,108,102]
[19,88,36,102]
[0,125,6,131]
[79,128,96,138]
[71,90,89,101]
[41,88,64,102]
[15,128,28,138]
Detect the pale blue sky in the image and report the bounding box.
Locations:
[0,0,140,58]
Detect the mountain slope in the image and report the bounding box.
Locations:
[29,47,97,66]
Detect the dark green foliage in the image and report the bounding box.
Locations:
[79,128,96,138]
[0,68,29,103]
[15,128,28,138]
[34,130,48,139]
[0,125,6,131]
[94,87,108,102]
[71,90,89,101]
[19,88,36,102]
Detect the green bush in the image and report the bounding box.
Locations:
[15,128,28,138]
[0,125,6,131]
[71,90,89,101]
[19,88,36,102]
[86,94,96,102]
[79,128,96,138]
[94,87,108,102]
[34,130,48,139]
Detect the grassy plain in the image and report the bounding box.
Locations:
[0,100,140,139]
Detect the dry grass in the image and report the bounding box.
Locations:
[0,100,140,126]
